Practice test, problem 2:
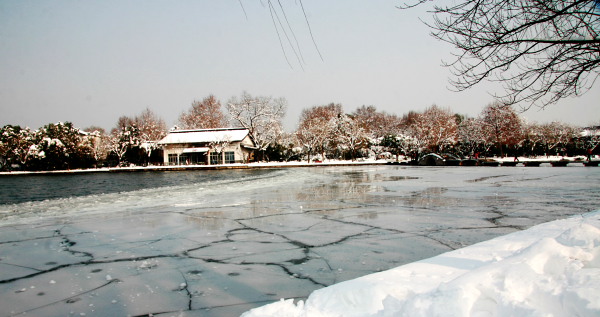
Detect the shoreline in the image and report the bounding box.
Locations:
[0,160,390,176]
[1,155,598,176]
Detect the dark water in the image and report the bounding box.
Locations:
[0,169,277,205]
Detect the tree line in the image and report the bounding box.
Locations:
[1,91,598,171]
[3,2,599,171]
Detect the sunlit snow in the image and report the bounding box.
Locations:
[242,211,600,317]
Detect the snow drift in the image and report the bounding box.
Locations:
[242,211,600,317]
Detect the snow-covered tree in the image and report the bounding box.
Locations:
[524,121,578,156]
[378,133,419,160]
[411,105,458,152]
[296,103,343,162]
[336,114,369,161]
[135,108,167,163]
[352,105,402,139]
[226,91,287,161]
[582,125,600,154]
[109,125,141,166]
[480,103,523,156]
[522,122,545,155]
[83,126,111,165]
[296,116,329,162]
[271,132,302,162]
[457,117,490,157]
[109,109,166,166]
[178,95,227,129]
[208,134,232,164]
[26,122,95,170]
[542,122,578,155]
[135,108,167,143]
[0,125,34,170]
[114,116,135,133]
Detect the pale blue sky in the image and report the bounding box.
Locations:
[1,0,598,132]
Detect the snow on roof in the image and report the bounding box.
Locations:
[158,128,250,145]
[580,126,600,137]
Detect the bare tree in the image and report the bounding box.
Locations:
[402,0,600,109]
[352,105,402,139]
[178,95,227,129]
[112,116,135,134]
[226,91,287,161]
[135,108,167,142]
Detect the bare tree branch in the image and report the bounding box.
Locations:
[403,0,600,109]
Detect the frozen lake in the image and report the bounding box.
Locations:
[0,165,599,316]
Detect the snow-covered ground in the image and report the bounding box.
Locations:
[1,155,597,176]
[243,211,600,317]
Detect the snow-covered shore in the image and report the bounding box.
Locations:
[0,159,388,175]
[1,155,597,176]
[242,211,600,317]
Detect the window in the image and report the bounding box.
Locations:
[210,152,221,165]
[189,153,205,165]
[168,154,178,165]
[225,151,235,164]
[179,154,190,165]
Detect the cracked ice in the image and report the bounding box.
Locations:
[0,166,598,316]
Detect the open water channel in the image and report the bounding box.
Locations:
[0,165,599,316]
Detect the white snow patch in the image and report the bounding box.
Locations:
[242,211,600,317]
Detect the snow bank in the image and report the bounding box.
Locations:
[242,211,600,317]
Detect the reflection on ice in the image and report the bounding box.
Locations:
[0,166,599,316]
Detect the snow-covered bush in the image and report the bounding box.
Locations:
[23,122,96,171]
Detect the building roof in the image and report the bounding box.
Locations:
[580,126,600,137]
[158,128,250,145]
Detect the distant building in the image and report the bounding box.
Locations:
[157,128,256,165]
[580,126,600,138]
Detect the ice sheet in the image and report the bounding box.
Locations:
[242,211,600,317]
[1,166,598,316]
